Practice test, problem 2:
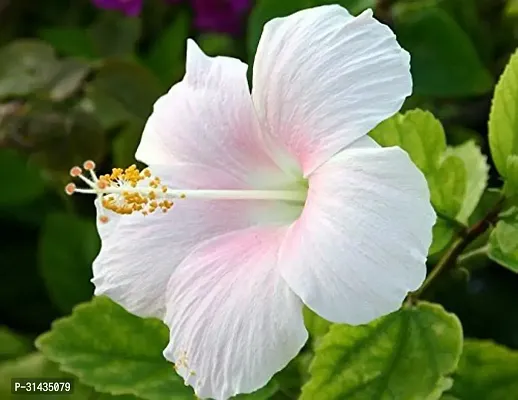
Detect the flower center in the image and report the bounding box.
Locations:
[65,161,308,224]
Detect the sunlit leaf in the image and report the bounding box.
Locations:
[36,297,193,400]
[447,340,518,399]
[301,302,463,400]
[444,141,489,224]
[488,211,518,273]
[38,213,98,313]
[370,109,446,175]
[429,155,467,218]
[0,353,138,400]
[488,50,518,177]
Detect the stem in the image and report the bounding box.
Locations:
[410,197,505,300]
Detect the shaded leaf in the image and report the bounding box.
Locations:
[488,49,518,177]
[38,213,99,313]
[90,14,141,58]
[247,0,311,61]
[91,60,162,121]
[36,297,193,400]
[429,218,455,256]
[48,59,91,101]
[0,148,45,206]
[112,123,143,167]
[0,327,32,361]
[79,86,132,129]
[144,11,189,87]
[447,340,518,399]
[0,40,58,99]
[39,28,96,59]
[394,7,493,97]
[301,302,463,400]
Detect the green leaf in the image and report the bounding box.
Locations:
[444,140,489,224]
[429,218,455,256]
[47,59,91,101]
[79,86,132,129]
[39,28,96,59]
[426,377,454,400]
[370,109,446,175]
[301,302,463,400]
[303,307,331,345]
[313,0,375,14]
[0,149,45,207]
[89,14,141,58]
[247,0,311,60]
[36,297,193,400]
[232,379,280,399]
[38,213,99,313]
[488,50,518,177]
[488,213,518,272]
[394,7,493,97]
[112,123,144,167]
[447,340,518,399]
[0,353,139,400]
[429,155,467,218]
[505,155,518,197]
[198,33,238,58]
[144,12,189,87]
[0,40,58,99]
[91,60,162,121]
[0,327,32,361]
[28,109,106,175]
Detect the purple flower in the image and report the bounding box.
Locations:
[91,0,143,17]
[193,0,250,33]
[166,0,250,34]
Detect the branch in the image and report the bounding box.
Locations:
[409,197,505,301]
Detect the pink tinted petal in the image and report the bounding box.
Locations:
[92,166,301,319]
[252,5,412,175]
[136,40,288,190]
[279,136,435,325]
[163,227,308,400]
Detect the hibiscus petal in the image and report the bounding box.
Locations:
[252,5,412,175]
[279,136,435,325]
[92,166,302,319]
[136,40,288,189]
[163,227,308,400]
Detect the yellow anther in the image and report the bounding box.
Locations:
[180,193,186,199]
[68,161,175,220]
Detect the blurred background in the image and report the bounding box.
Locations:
[0,0,518,396]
